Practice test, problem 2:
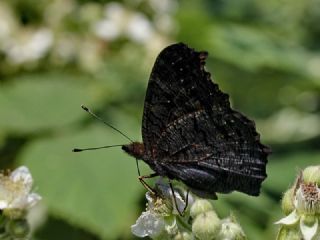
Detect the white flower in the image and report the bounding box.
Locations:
[126,13,153,43]
[93,2,124,41]
[94,18,121,40]
[217,216,246,240]
[275,182,320,240]
[0,166,41,213]
[131,179,188,238]
[93,2,154,43]
[131,210,166,238]
[6,28,53,64]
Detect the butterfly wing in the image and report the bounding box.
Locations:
[142,43,270,197]
[155,110,269,197]
[142,43,229,153]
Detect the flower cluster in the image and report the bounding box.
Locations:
[276,165,320,240]
[131,179,247,240]
[0,0,177,75]
[0,166,41,239]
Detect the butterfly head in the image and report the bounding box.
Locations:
[122,142,145,159]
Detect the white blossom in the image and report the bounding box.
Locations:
[0,166,41,213]
[93,2,154,43]
[148,0,178,14]
[217,216,247,240]
[275,182,320,240]
[131,179,188,238]
[6,29,53,64]
[131,211,168,238]
[126,13,153,43]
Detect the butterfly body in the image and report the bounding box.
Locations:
[123,43,270,199]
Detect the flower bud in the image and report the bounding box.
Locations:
[3,208,26,219]
[276,170,320,240]
[303,166,320,185]
[174,231,193,240]
[277,225,301,240]
[6,218,30,238]
[301,214,317,226]
[281,188,295,215]
[217,216,247,240]
[190,199,213,218]
[192,210,220,240]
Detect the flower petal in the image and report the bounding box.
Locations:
[9,196,28,209]
[10,166,33,191]
[171,191,186,215]
[26,193,42,208]
[131,211,165,237]
[0,200,8,209]
[155,180,187,214]
[9,192,42,210]
[164,216,178,236]
[146,191,154,207]
[275,210,299,225]
[0,184,10,203]
[300,217,318,240]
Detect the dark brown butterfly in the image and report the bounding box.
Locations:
[122,43,271,199]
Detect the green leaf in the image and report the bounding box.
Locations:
[0,73,103,134]
[18,122,148,239]
[206,23,311,74]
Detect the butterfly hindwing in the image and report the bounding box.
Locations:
[154,109,268,196]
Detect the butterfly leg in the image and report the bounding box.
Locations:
[183,189,190,213]
[138,173,158,195]
[169,181,189,216]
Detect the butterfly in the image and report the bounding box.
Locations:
[122,42,271,199]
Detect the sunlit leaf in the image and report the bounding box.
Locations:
[18,122,149,239]
[0,73,103,134]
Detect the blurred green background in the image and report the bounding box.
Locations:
[0,0,319,239]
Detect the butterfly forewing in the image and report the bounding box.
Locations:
[142,43,229,154]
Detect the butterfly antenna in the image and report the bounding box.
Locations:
[73,144,123,152]
[81,104,133,143]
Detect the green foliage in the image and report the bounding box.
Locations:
[0,74,102,133]
[19,124,143,239]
